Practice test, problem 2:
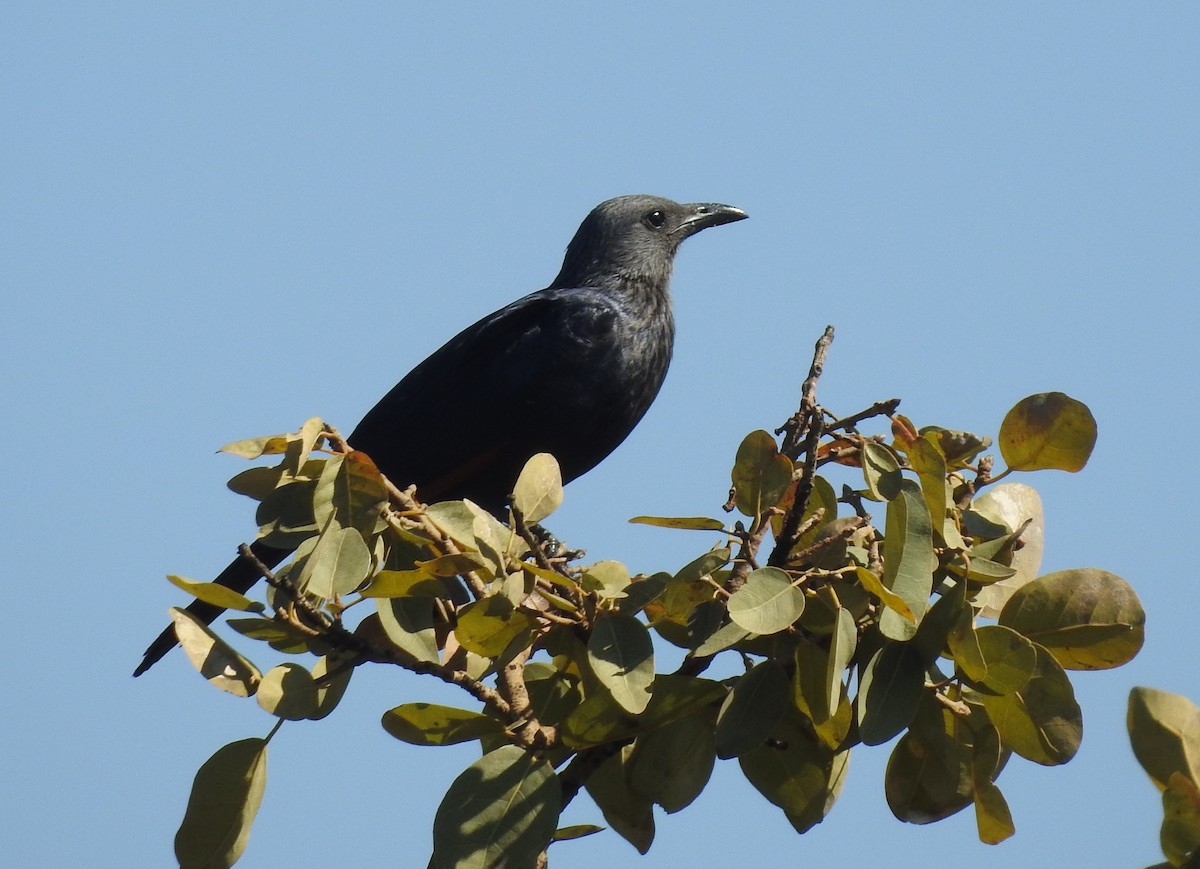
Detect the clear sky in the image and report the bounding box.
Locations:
[4,4,1197,868]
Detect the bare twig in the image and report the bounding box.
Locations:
[826,398,901,434]
[777,326,835,458]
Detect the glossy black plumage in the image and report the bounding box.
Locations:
[134,195,746,676]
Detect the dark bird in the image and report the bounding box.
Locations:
[134,194,747,676]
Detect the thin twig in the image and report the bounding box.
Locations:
[826,398,901,434]
[325,424,489,599]
[237,543,519,721]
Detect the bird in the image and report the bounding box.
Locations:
[134,194,747,676]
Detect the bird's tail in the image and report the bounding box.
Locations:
[133,540,290,676]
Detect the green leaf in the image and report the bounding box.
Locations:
[424,499,526,564]
[226,617,315,655]
[166,575,266,613]
[361,567,444,598]
[552,825,604,842]
[175,738,268,869]
[1161,772,1200,866]
[523,662,583,727]
[629,709,718,812]
[432,745,560,869]
[673,546,732,584]
[946,607,987,683]
[909,434,963,548]
[588,613,655,714]
[1127,687,1200,791]
[726,567,805,634]
[256,663,319,720]
[226,460,323,501]
[617,573,668,615]
[999,392,1097,472]
[978,645,1081,765]
[731,430,794,517]
[826,606,858,715]
[561,675,725,749]
[739,706,848,834]
[973,778,1015,845]
[999,567,1145,670]
[585,747,654,854]
[309,654,353,720]
[793,643,853,749]
[862,441,903,502]
[691,619,750,657]
[857,641,925,746]
[970,624,1038,695]
[879,479,936,640]
[715,660,790,759]
[298,523,372,598]
[885,693,974,824]
[628,515,726,531]
[170,608,261,698]
[581,560,632,600]
[254,479,318,548]
[947,553,1016,584]
[382,703,506,746]
[376,596,440,664]
[455,596,536,659]
[511,452,563,523]
[684,599,725,650]
[416,552,491,578]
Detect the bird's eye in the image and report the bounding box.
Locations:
[645,210,666,229]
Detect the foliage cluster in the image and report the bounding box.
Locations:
[1129,687,1200,868]
[161,334,1143,869]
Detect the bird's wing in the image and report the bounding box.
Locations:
[348,287,628,510]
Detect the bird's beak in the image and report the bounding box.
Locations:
[673,202,748,238]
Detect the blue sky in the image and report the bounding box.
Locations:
[4,5,1197,867]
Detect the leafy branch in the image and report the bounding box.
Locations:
[161,330,1141,869]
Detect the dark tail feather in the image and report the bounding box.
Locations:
[133,540,290,676]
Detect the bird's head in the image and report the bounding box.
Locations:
[551,195,747,296]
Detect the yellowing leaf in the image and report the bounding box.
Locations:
[381,702,506,746]
[170,608,261,697]
[218,434,290,459]
[628,515,726,531]
[166,575,265,614]
[455,596,536,658]
[999,392,1097,472]
[855,566,915,622]
[512,452,563,523]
